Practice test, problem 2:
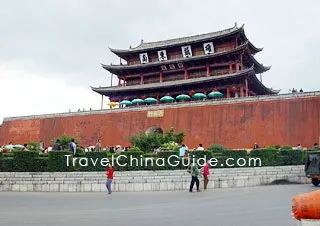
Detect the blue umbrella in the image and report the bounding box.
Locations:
[176,94,191,101]
[192,93,207,99]
[144,97,157,104]
[160,96,175,103]
[131,99,144,105]
[207,91,223,98]
[120,100,133,106]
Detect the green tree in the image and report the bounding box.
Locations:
[129,128,185,152]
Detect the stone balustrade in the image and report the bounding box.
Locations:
[0,166,309,192]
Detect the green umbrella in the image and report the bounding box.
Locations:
[207,91,223,98]
[160,96,174,103]
[144,97,157,104]
[131,98,144,105]
[176,94,191,101]
[120,100,133,106]
[192,93,207,99]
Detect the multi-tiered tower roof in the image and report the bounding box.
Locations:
[92,23,277,103]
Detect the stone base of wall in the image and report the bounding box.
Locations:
[0,166,309,192]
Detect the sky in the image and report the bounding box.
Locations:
[0,0,319,124]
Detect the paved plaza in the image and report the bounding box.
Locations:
[0,184,317,226]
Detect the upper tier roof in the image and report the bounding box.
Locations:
[109,23,262,57]
[102,41,270,75]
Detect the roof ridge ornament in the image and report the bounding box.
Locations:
[235,22,238,28]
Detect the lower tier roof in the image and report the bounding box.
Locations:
[91,67,278,97]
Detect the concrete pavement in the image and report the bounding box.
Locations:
[0,184,318,226]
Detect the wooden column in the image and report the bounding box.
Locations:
[236,63,240,72]
[240,86,244,97]
[118,78,121,87]
[160,71,163,82]
[124,78,126,87]
[235,38,238,47]
[206,65,210,77]
[245,79,249,97]
[184,69,188,80]
[101,95,104,110]
[140,75,144,85]
[227,88,231,98]
[229,64,233,73]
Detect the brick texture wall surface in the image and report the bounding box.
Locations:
[0,95,319,149]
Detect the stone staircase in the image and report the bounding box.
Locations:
[0,166,308,192]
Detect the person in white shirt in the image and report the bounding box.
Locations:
[196,144,204,151]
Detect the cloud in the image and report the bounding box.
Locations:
[0,61,103,124]
[0,0,320,123]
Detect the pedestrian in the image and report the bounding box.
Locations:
[188,162,201,192]
[296,144,302,151]
[179,144,188,157]
[196,144,204,151]
[202,160,210,190]
[69,139,77,155]
[95,139,102,152]
[105,163,114,194]
[53,139,62,151]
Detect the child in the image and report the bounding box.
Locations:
[105,163,114,194]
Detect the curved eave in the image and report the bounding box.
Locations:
[109,24,245,57]
[92,67,255,95]
[249,53,271,73]
[103,41,251,74]
[248,41,263,54]
[250,73,278,95]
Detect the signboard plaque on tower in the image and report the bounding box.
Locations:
[158,50,168,61]
[139,53,149,64]
[147,110,164,118]
[203,42,214,54]
[181,45,192,58]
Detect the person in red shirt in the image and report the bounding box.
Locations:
[202,160,210,190]
[105,164,114,194]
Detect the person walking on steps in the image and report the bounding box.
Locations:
[188,162,201,192]
[105,163,114,194]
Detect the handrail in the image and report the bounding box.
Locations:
[3,91,320,122]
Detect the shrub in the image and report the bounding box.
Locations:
[162,142,179,151]
[0,158,15,172]
[189,150,214,160]
[0,148,306,172]
[2,152,14,158]
[249,148,281,166]
[162,128,185,145]
[27,142,43,152]
[48,150,73,172]
[129,133,163,152]
[78,152,108,171]
[128,147,142,152]
[129,128,185,152]
[157,151,179,159]
[208,144,227,151]
[280,146,293,150]
[12,151,40,171]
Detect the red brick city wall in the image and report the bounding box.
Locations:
[0,97,319,149]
